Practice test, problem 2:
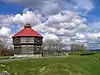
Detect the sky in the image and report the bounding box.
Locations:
[0,0,100,50]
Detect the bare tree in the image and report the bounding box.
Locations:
[42,39,66,55]
[71,43,86,52]
[0,40,4,56]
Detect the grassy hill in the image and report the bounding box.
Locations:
[0,54,100,75]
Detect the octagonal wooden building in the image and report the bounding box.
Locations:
[12,24,43,56]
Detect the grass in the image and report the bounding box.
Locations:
[0,54,100,75]
[0,56,11,60]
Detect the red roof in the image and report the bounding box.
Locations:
[12,27,43,38]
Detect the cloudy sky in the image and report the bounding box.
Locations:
[0,0,100,50]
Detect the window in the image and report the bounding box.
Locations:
[14,38,19,44]
[26,39,30,43]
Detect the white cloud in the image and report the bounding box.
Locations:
[45,12,73,26]
[45,11,87,36]
[73,32,100,50]
[76,33,85,39]
[1,16,13,25]
[0,10,89,49]
[3,0,94,15]
[86,33,100,39]
[72,0,94,12]
[41,2,61,15]
[0,26,12,48]
[13,11,41,25]
[43,33,59,42]
[0,11,42,31]
[73,24,88,32]
[0,11,42,28]
[33,24,57,34]
[0,26,11,36]
[32,10,88,46]
[0,0,95,49]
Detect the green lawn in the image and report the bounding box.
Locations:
[0,56,11,60]
[0,54,100,75]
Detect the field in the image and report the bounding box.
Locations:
[0,56,11,60]
[0,54,100,75]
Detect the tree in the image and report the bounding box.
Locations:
[42,39,66,55]
[0,40,4,56]
[79,46,87,52]
[9,47,14,56]
[71,43,87,52]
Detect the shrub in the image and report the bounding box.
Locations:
[69,51,96,56]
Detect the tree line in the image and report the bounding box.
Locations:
[0,40,14,56]
[42,39,67,56]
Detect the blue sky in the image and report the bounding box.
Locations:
[0,0,99,24]
[87,0,100,22]
[0,4,24,14]
[0,0,100,49]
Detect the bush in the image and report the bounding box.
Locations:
[69,51,96,56]
[80,52,96,56]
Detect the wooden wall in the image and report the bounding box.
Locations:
[20,37,34,44]
[13,36,43,54]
